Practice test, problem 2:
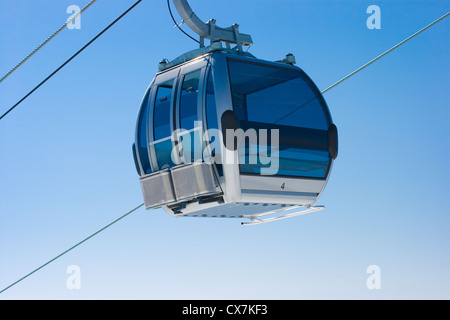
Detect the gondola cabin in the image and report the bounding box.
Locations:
[133,44,338,225]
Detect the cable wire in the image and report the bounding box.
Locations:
[273,12,449,124]
[0,203,145,295]
[167,0,200,44]
[0,0,142,121]
[0,0,99,85]
[321,12,449,94]
[0,0,144,293]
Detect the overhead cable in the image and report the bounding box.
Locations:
[0,203,145,294]
[0,0,99,84]
[167,0,200,44]
[0,0,143,121]
[321,12,449,94]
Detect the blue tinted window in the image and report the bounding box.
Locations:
[228,59,331,178]
[136,89,151,174]
[178,70,202,164]
[154,139,175,170]
[246,78,328,129]
[239,144,330,178]
[228,60,329,129]
[153,79,176,171]
[180,70,201,130]
[154,79,174,140]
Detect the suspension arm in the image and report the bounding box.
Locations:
[172,0,253,46]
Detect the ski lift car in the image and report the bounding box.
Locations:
[132,0,338,225]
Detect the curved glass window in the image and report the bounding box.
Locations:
[154,79,174,140]
[136,89,151,175]
[179,70,201,130]
[227,59,331,178]
[178,70,202,164]
[153,79,175,170]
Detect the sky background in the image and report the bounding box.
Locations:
[0,0,449,300]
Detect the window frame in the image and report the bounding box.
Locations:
[177,69,203,131]
[153,79,176,141]
[173,61,207,165]
[146,58,209,172]
[148,67,180,172]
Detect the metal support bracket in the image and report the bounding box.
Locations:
[241,205,325,226]
[172,0,253,50]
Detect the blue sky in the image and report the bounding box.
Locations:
[0,0,449,299]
